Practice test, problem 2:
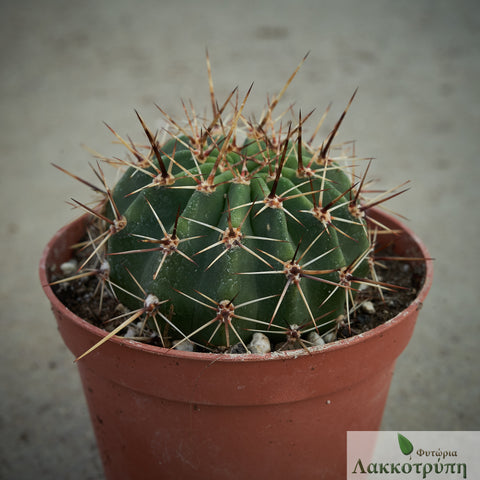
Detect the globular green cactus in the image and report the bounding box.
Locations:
[60,57,403,357]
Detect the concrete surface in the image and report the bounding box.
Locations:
[1,0,479,478]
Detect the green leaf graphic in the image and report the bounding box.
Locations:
[398,433,414,455]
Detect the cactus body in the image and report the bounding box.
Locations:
[107,124,370,348]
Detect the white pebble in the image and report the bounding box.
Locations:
[358,283,369,292]
[124,320,143,338]
[124,326,138,338]
[322,332,337,343]
[361,301,376,314]
[247,332,271,354]
[172,339,194,352]
[306,331,325,347]
[60,259,78,275]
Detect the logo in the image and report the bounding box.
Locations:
[347,431,479,479]
[397,433,414,456]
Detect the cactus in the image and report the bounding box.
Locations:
[55,56,407,357]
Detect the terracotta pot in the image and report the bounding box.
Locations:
[39,208,433,480]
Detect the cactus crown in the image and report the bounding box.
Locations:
[53,55,409,358]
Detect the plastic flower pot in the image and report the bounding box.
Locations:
[39,207,433,480]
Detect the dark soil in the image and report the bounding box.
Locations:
[51,242,426,353]
[336,258,425,339]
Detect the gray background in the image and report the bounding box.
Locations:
[1,0,479,478]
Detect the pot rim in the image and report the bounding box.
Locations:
[40,207,433,364]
